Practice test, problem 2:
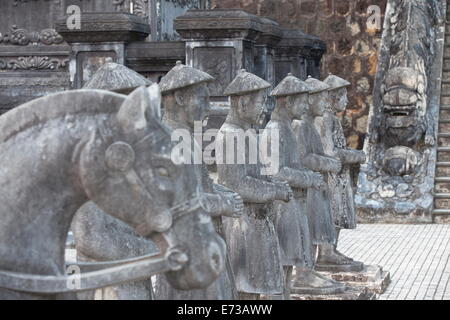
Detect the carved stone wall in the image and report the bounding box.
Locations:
[211,0,388,150]
[355,0,446,223]
[0,0,70,114]
[0,0,152,113]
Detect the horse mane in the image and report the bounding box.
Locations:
[0,90,126,143]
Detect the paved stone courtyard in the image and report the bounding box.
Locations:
[66,224,450,300]
[338,224,450,300]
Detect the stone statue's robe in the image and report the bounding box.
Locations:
[265,120,315,268]
[315,111,365,229]
[217,123,284,295]
[293,119,338,245]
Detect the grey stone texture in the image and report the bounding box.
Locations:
[356,0,447,222]
[318,75,366,229]
[216,71,293,297]
[154,63,244,300]
[293,77,339,245]
[0,87,226,299]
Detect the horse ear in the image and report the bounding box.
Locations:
[117,85,161,139]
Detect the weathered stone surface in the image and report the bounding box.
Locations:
[291,286,376,300]
[0,87,226,299]
[274,29,326,83]
[269,74,349,298]
[154,62,244,300]
[56,13,150,43]
[151,0,209,41]
[0,1,71,112]
[356,0,446,222]
[216,71,292,298]
[159,60,213,94]
[319,265,391,295]
[125,41,186,83]
[83,58,152,94]
[293,78,339,245]
[212,0,388,149]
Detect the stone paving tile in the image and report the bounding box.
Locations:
[338,224,450,300]
[64,224,449,300]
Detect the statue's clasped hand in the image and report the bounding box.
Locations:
[200,193,244,218]
[275,181,293,202]
[332,158,343,173]
[313,172,325,190]
[222,192,244,218]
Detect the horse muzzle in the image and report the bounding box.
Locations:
[164,232,226,290]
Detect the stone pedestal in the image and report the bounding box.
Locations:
[56,12,150,89]
[175,9,266,106]
[291,287,376,300]
[125,41,186,83]
[274,29,325,84]
[150,0,209,41]
[318,265,391,295]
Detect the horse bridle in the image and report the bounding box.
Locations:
[0,193,208,295]
[0,171,211,295]
[0,136,216,294]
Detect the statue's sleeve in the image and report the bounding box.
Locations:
[337,149,366,165]
[276,167,317,189]
[330,117,365,164]
[217,163,279,203]
[293,121,341,174]
[263,124,316,189]
[302,154,341,173]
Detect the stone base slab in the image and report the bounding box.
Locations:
[318,265,391,294]
[315,261,364,273]
[290,284,347,296]
[291,287,376,300]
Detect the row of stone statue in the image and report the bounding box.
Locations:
[73,60,367,300]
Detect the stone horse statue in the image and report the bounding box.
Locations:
[0,86,226,299]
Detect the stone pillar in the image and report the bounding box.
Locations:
[56,12,150,89]
[150,0,210,41]
[174,9,266,107]
[274,29,326,84]
[254,18,283,112]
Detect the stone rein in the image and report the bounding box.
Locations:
[0,194,214,294]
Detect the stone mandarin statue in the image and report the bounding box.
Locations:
[315,74,366,272]
[292,76,346,295]
[217,69,293,300]
[267,74,324,299]
[154,61,244,300]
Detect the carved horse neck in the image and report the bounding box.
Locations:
[0,90,126,279]
[0,115,113,277]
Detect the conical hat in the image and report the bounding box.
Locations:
[224,69,271,96]
[159,61,214,94]
[324,74,351,91]
[271,73,310,97]
[305,76,330,94]
[83,58,152,94]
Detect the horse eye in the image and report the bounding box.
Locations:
[157,167,169,177]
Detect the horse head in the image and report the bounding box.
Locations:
[78,86,225,290]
